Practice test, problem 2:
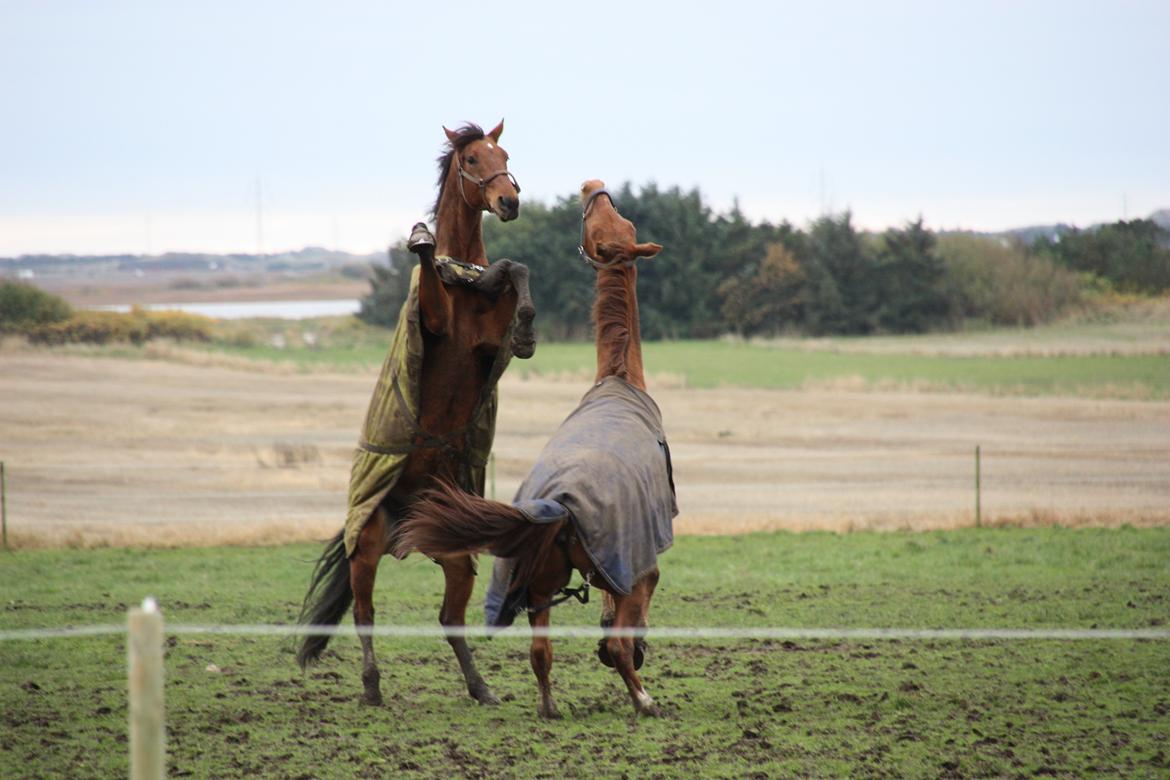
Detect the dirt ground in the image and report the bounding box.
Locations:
[1,352,1167,548]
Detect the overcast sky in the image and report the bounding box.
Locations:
[1,0,1167,255]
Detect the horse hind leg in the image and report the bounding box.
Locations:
[351,511,391,706]
[527,595,561,719]
[438,554,500,705]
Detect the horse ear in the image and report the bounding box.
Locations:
[633,242,662,259]
[443,126,459,143]
[487,119,504,143]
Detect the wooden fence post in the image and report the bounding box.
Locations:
[1,461,8,551]
[128,597,165,780]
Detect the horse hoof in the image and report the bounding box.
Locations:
[472,687,501,706]
[538,703,563,720]
[596,638,616,668]
[361,690,384,707]
[511,337,536,360]
[407,222,435,251]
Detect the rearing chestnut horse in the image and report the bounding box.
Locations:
[395,179,673,718]
[297,121,535,707]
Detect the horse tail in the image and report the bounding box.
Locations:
[395,480,563,595]
[296,528,352,669]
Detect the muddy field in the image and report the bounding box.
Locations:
[1,351,1167,548]
[3,532,1168,778]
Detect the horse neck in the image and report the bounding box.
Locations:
[434,165,487,264]
[593,265,646,390]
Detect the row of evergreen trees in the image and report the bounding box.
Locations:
[360,183,1170,339]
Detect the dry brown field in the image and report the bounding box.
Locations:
[2,349,1167,549]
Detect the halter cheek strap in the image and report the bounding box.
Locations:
[578,189,637,271]
[457,156,521,211]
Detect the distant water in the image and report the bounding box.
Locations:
[94,298,362,320]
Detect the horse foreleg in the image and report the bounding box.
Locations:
[438,554,499,705]
[527,597,561,719]
[504,261,536,358]
[607,571,661,717]
[472,259,535,358]
[352,510,396,706]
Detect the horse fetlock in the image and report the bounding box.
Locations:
[511,306,537,359]
[633,689,661,717]
[361,667,382,706]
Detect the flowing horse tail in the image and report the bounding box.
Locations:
[395,480,564,595]
[296,528,352,669]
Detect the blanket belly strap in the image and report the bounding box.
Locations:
[369,371,490,468]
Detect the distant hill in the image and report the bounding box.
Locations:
[980,209,1170,245]
[1149,209,1170,230]
[0,246,385,278]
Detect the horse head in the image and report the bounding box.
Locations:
[579,179,661,269]
[444,120,520,221]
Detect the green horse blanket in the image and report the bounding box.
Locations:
[343,263,515,557]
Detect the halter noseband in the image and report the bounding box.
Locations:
[457,152,520,211]
[578,188,636,271]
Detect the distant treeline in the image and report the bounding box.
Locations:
[352,183,1169,339]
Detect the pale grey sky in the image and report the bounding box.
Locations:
[1,0,1167,255]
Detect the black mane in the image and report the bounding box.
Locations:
[431,123,485,219]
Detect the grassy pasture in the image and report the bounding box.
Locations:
[3,528,1168,778]
[515,340,1170,397]
[25,296,1170,397]
[125,336,1170,399]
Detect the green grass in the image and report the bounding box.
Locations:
[515,340,1170,396]
[173,336,1170,399]
[3,528,1169,777]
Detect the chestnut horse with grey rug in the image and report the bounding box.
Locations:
[297,122,535,707]
[395,180,674,718]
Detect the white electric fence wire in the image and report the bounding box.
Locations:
[2,623,1169,642]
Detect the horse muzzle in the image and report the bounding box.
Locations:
[494,195,520,222]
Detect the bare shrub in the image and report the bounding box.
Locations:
[938,234,1082,326]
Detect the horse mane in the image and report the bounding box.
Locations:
[592,268,634,381]
[430,123,486,219]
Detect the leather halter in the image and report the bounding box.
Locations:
[456,153,520,211]
[578,189,636,271]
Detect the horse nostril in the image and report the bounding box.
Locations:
[499,196,517,212]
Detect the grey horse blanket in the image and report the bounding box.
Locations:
[484,376,677,627]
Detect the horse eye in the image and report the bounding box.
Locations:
[466,155,477,166]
